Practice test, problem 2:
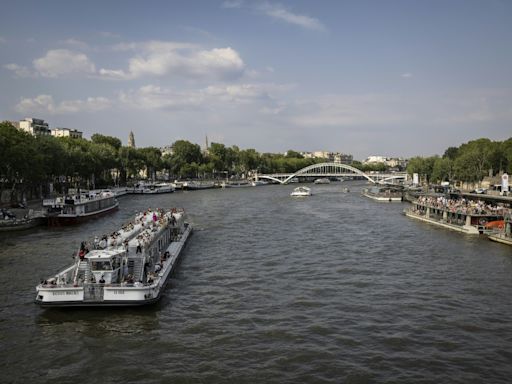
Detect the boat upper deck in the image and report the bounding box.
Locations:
[413,195,509,217]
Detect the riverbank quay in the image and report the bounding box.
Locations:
[404,195,508,235]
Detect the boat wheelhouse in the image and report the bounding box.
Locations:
[404,195,505,235]
[35,208,192,307]
[43,190,118,225]
[362,186,403,202]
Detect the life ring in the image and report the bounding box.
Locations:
[498,224,504,230]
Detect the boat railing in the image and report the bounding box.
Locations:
[413,200,506,216]
[40,281,155,289]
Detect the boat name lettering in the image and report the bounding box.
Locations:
[52,291,78,296]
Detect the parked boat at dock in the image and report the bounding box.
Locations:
[131,182,175,194]
[291,186,312,197]
[314,178,331,184]
[43,190,118,225]
[221,180,251,188]
[35,208,192,307]
[362,186,403,202]
[251,180,268,187]
[488,210,512,245]
[404,195,505,235]
[0,208,46,232]
[182,181,216,190]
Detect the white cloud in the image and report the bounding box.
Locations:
[401,73,413,78]
[4,63,33,78]
[99,31,121,39]
[101,41,245,80]
[258,3,326,31]
[33,49,96,77]
[118,82,288,110]
[60,38,90,50]
[15,94,111,114]
[222,0,243,8]
[112,40,195,52]
[287,94,412,128]
[119,85,204,110]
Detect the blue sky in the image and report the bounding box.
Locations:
[1,0,511,160]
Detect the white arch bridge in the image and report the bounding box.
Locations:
[253,162,407,185]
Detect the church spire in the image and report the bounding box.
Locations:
[128,131,135,148]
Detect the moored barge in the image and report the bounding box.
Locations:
[404,195,505,235]
[362,186,404,202]
[43,190,118,225]
[35,208,192,307]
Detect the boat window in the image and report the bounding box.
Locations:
[91,260,112,270]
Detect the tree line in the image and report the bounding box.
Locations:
[0,121,332,200]
[3,120,509,201]
[406,137,512,184]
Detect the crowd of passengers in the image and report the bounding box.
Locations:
[416,195,509,216]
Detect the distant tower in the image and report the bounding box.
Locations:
[203,134,209,155]
[128,131,135,148]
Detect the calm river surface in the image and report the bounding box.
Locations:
[1,182,512,383]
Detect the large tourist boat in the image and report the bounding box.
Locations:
[362,186,404,202]
[404,195,505,235]
[43,190,119,225]
[131,182,175,194]
[488,210,512,246]
[35,208,192,307]
[291,186,312,197]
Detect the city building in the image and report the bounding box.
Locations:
[51,127,83,139]
[14,118,51,136]
[363,156,408,169]
[161,145,173,156]
[300,151,353,164]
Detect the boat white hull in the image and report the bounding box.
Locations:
[404,210,480,234]
[488,234,512,246]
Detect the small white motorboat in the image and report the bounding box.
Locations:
[290,186,312,197]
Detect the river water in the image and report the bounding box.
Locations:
[1,182,512,384]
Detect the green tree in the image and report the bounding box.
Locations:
[91,134,122,150]
[431,157,454,183]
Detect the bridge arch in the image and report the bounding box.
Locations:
[283,162,376,184]
[256,175,287,184]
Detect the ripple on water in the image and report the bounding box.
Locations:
[2,183,512,383]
